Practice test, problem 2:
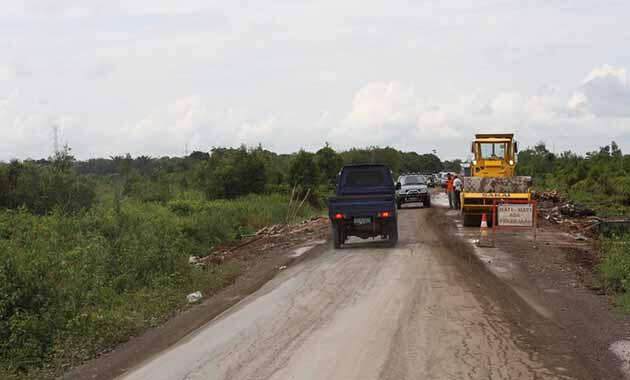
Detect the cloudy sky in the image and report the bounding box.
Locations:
[1,0,630,160]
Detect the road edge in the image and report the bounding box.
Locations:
[428,206,617,379]
[61,239,331,380]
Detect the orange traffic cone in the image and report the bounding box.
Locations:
[480,213,488,228]
[477,213,494,248]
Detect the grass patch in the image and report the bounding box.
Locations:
[0,192,316,379]
[597,234,630,312]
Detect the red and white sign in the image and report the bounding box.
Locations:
[497,203,533,227]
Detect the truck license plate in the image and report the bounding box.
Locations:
[353,217,371,225]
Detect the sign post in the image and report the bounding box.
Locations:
[492,199,538,245]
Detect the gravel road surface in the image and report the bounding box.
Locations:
[119,207,590,380]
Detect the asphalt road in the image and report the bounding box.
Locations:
[119,206,585,380]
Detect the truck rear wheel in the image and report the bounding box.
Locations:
[333,224,344,249]
[387,225,398,247]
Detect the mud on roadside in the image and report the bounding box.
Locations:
[433,203,630,379]
[62,218,331,380]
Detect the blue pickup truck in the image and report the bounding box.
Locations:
[328,164,398,248]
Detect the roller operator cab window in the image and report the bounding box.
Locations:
[478,143,507,160]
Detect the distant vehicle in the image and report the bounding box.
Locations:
[328,164,398,248]
[430,173,440,187]
[437,172,451,187]
[395,174,431,209]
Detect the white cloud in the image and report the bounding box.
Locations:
[0,65,15,81]
[0,92,55,158]
[570,65,630,118]
[4,0,220,17]
[330,73,630,157]
[344,82,420,128]
[120,95,330,157]
[336,82,472,148]
[2,2,630,160]
[567,92,589,116]
[583,65,628,85]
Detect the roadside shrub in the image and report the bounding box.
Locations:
[124,176,173,204]
[522,141,630,216]
[598,234,630,311]
[0,192,318,379]
[197,146,268,199]
[0,160,96,215]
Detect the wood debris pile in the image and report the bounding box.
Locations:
[197,216,329,266]
[533,190,597,233]
[255,216,328,237]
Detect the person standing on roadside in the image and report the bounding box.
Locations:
[453,175,463,210]
[446,173,454,209]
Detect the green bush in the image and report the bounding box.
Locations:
[521,141,630,216]
[0,158,96,215]
[196,146,268,199]
[598,235,630,312]
[124,176,174,204]
[598,236,630,290]
[0,191,317,379]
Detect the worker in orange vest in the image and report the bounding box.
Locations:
[446,173,454,209]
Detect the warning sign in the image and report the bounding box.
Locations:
[498,204,533,227]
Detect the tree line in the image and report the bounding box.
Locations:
[0,144,462,213]
[517,141,630,216]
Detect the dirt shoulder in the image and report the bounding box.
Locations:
[62,218,331,380]
[433,194,630,379]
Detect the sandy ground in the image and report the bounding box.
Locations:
[116,204,596,380]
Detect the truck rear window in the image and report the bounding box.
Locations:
[345,170,386,187]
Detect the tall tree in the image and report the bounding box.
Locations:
[315,143,343,186]
[288,150,320,189]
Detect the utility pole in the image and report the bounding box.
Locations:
[185,142,189,156]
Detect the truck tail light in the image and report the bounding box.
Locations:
[378,211,392,218]
[333,213,345,220]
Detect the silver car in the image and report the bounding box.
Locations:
[395,174,431,209]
